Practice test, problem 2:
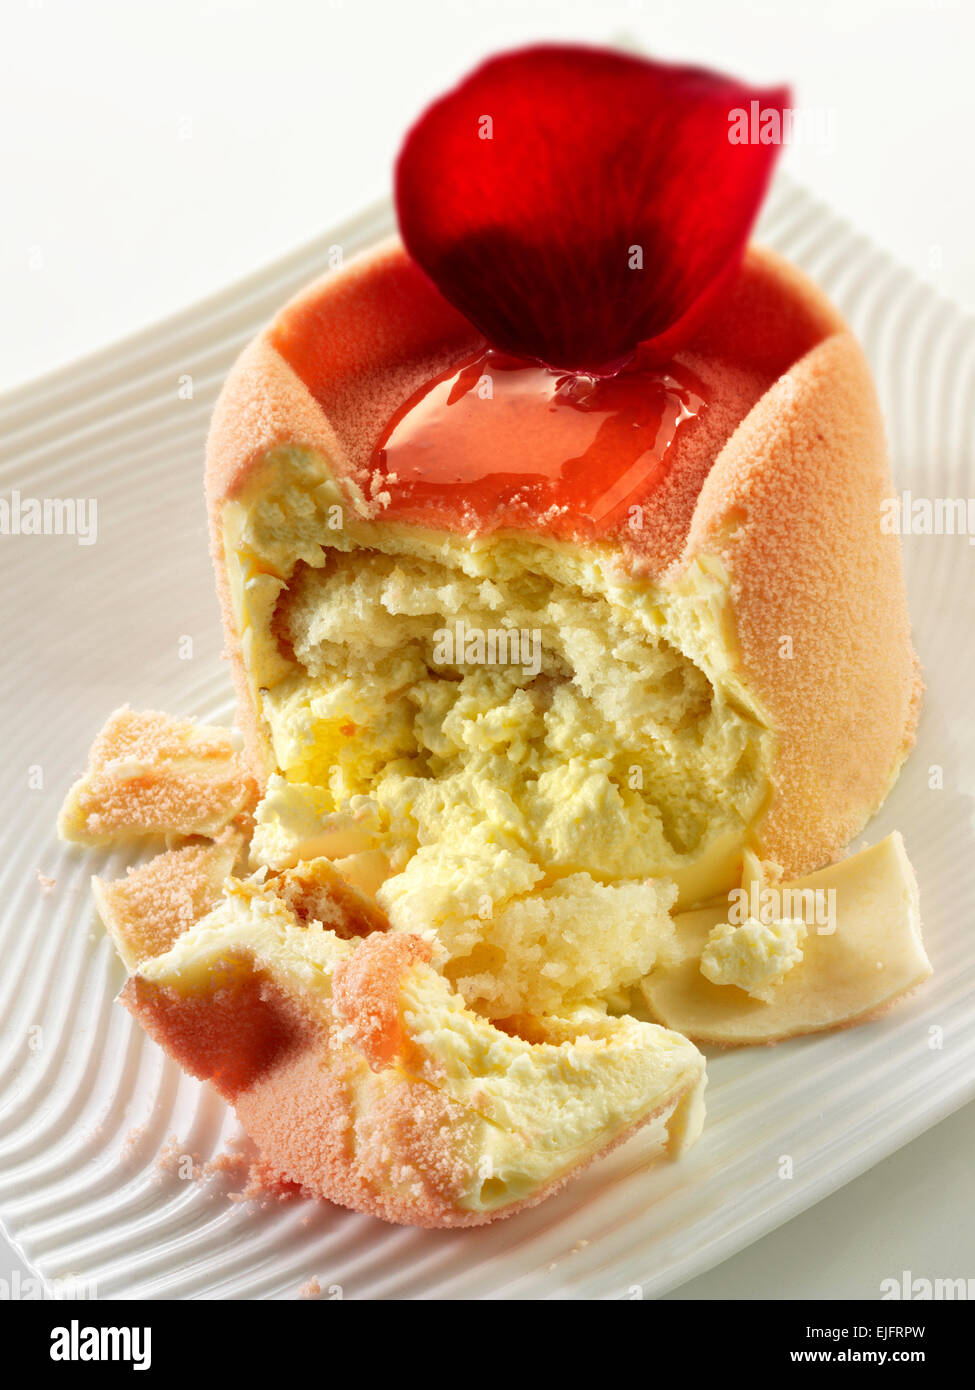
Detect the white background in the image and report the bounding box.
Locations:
[1,0,973,1298]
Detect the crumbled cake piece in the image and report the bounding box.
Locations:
[275,857,389,939]
[124,863,705,1228]
[59,707,258,845]
[92,827,243,969]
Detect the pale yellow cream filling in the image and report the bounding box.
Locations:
[222,445,774,1019]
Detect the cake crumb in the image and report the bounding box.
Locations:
[202,1136,303,1206]
[157,1136,202,1181]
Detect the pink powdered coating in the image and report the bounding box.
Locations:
[65,707,258,842]
[122,925,480,1225]
[123,927,485,1225]
[124,964,308,1100]
[331,932,431,1069]
[93,829,240,964]
[232,1033,481,1227]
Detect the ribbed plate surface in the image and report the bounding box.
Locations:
[1,180,973,1300]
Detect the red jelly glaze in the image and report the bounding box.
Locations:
[370,348,706,542]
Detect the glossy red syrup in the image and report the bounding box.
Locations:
[369,349,706,540]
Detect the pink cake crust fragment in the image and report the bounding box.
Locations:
[60,707,258,844]
[92,828,241,967]
[121,931,486,1227]
[332,932,431,1069]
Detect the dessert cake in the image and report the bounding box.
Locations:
[59,44,930,1228]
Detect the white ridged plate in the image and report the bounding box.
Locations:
[2,179,974,1301]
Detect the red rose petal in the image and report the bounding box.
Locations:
[395,44,790,373]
